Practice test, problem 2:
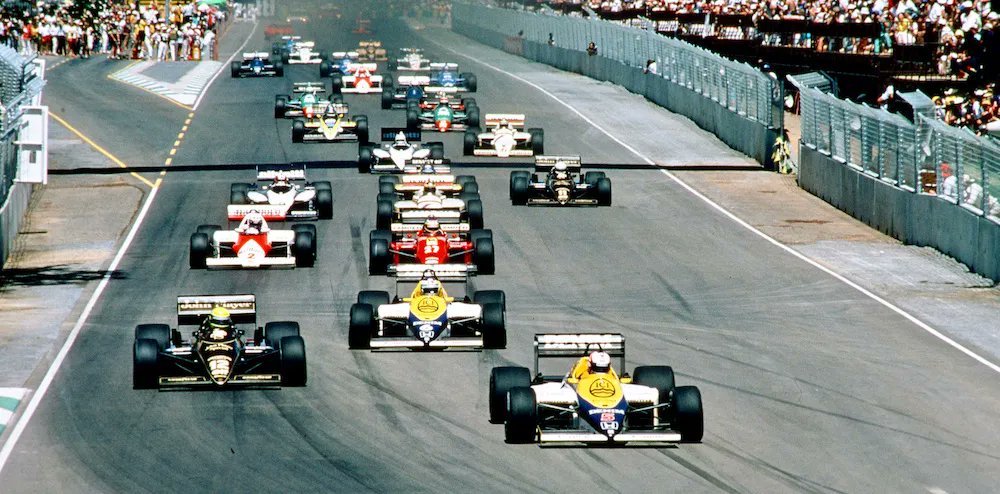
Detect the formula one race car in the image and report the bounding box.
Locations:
[273,36,323,64]
[132,294,306,388]
[510,155,611,206]
[291,102,368,143]
[356,40,387,61]
[231,52,284,78]
[274,82,338,119]
[319,51,359,77]
[228,166,333,220]
[347,270,506,350]
[331,63,384,94]
[375,173,483,230]
[425,63,477,92]
[490,333,703,445]
[264,22,294,40]
[465,114,543,157]
[358,128,444,173]
[407,96,480,133]
[189,214,316,269]
[388,47,431,71]
[380,75,465,110]
[368,219,494,276]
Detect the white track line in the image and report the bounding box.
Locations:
[0,185,161,474]
[426,36,1000,375]
[0,20,261,475]
[192,20,258,111]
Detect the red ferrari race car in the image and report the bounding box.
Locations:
[368,218,494,277]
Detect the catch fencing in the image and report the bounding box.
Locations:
[451,2,783,168]
[798,87,1000,280]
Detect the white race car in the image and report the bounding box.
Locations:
[228,167,333,221]
[189,214,317,269]
[284,40,323,64]
[464,114,544,158]
[333,63,384,94]
[390,48,431,71]
[358,128,444,173]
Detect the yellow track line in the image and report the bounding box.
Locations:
[49,111,157,188]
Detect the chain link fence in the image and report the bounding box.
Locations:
[0,44,44,206]
[453,3,781,129]
[800,87,1000,222]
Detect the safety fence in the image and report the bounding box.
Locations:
[451,2,783,168]
[799,87,1000,280]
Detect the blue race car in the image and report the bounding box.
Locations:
[231,52,284,78]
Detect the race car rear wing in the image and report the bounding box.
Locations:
[281,35,301,41]
[429,62,459,71]
[400,47,424,54]
[534,155,582,173]
[256,164,307,181]
[426,87,461,95]
[242,52,270,60]
[485,114,526,128]
[177,294,257,326]
[402,158,451,174]
[323,102,351,115]
[533,333,626,377]
[358,40,382,47]
[292,82,327,93]
[348,62,378,72]
[381,127,421,142]
[297,41,315,48]
[390,221,468,232]
[397,75,430,87]
[390,263,471,282]
[394,172,455,185]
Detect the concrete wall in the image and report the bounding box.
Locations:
[0,181,32,266]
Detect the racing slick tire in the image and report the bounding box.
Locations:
[461,97,476,109]
[472,234,495,275]
[455,175,477,188]
[405,99,420,114]
[314,180,333,191]
[463,131,477,155]
[473,290,506,312]
[376,192,397,205]
[489,366,530,423]
[292,223,317,239]
[189,233,210,269]
[230,61,241,78]
[315,189,333,219]
[278,335,307,386]
[504,387,537,443]
[633,365,676,408]
[528,128,544,155]
[354,115,369,143]
[292,119,306,143]
[481,303,506,349]
[467,199,484,230]
[383,75,394,88]
[331,75,343,94]
[369,238,390,275]
[358,290,390,308]
[376,199,394,231]
[292,231,316,267]
[274,95,288,118]
[673,385,704,443]
[264,321,300,350]
[274,61,284,77]
[378,181,397,195]
[319,60,331,78]
[370,229,392,246]
[348,303,375,349]
[196,224,222,237]
[405,109,419,131]
[596,177,612,206]
[428,142,445,159]
[460,181,479,195]
[133,338,160,389]
[378,176,401,188]
[510,174,529,205]
[462,72,478,92]
[230,183,250,204]
[358,144,375,173]
[459,192,480,206]
[466,106,481,128]
[135,324,171,351]
[584,171,606,186]
[381,85,394,109]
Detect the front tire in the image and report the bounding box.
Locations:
[133,339,160,389]
[189,233,210,269]
[279,335,307,386]
[348,303,375,349]
[505,387,537,443]
[293,231,316,267]
[481,302,505,349]
[673,386,704,442]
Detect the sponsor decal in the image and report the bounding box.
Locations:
[589,408,626,416]
[178,301,255,311]
[416,297,440,314]
[205,343,234,351]
[588,378,616,398]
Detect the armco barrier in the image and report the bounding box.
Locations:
[452,7,781,170]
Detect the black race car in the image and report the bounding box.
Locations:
[510,155,611,206]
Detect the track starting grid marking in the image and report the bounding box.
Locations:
[110,61,222,108]
[0,389,29,434]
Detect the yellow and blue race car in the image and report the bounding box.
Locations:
[291,101,368,143]
[347,270,505,350]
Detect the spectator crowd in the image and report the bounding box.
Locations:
[0,0,227,61]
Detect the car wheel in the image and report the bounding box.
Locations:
[463,72,478,92]
[528,128,544,155]
[135,324,171,350]
[133,338,160,389]
[375,199,394,232]
[313,181,332,191]
[292,223,317,239]
[292,119,306,143]
[358,144,374,173]
[369,238,390,275]
[463,131,476,155]
[473,290,506,312]
[480,302,505,349]
[633,366,676,408]
[489,366,530,423]
[230,61,240,78]
[274,95,287,118]
[196,224,222,236]
[316,189,333,219]
[466,106,480,128]
[292,231,316,267]
[357,290,390,308]
[274,61,284,77]
[505,387,537,443]
[429,142,445,159]
[189,233,210,269]
[511,176,529,205]
[455,175,477,188]
[264,321,300,353]
[584,171,606,186]
[461,181,480,195]
[348,303,375,349]
[597,177,612,206]
[378,181,397,195]
[355,115,369,143]
[473,235,495,275]
[230,183,250,204]
[278,335,307,386]
[381,84,394,109]
[406,109,419,130]
[378,175,401,188]
[331,75,343,93]
[319,60,330,78]
[673,386,704,442]
[466,199,484,230]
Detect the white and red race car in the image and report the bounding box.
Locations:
[228,167,333,221]
[189,214,317,269]
[464,114,544,158]
[332,63,384,94]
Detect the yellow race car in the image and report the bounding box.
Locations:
[291,102,369,143]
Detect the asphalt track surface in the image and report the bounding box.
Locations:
[4,11,1000,494]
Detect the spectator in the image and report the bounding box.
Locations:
[587,40,598,55]
[643,58,658,74]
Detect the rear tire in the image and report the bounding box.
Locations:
[279,335,307,386]
[376,200,394,231]
[529,128,544,155]
[463,131,477,155]
[406,109,419,130]
[348,303,375,349]
[369,238,390,275]
[274,61,284,77]
[489,366,530,423]
[429,142,445,159]
[354,115,369,143]
[189,233,210,269]
[481,302,505,349]
[466,107,480,128]
[230,183,250,204]
[584,171,606,186]
[230,61,240,78]
[473,290,506,312]
[473,236,495,275]
[633,366,675,407]
[466,199,484,230]
[274,95,287,118]
[463,72,478,92]
[505,387,537,443]
[381,85,394,109]
[133,339,160,389]
[673,386,704,442]
[316,189,333,219]
[319,60,330,78]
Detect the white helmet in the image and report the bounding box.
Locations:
[588,351,611,373]
[554,161,568,172]
[424,217,440,232]
[420,277,440,296]
[394,131,408,147]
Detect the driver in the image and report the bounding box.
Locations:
[551,161,571,181]
[419,273,441,296]
[203,306,235,341]
[237,210,270,235]
[271,171,291,190]
[571,351,613,380]
[421,217,444,237]
[393,132,411,150]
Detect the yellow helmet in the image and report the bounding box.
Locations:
[209,306,231,327]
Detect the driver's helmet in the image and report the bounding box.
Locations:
[422,217,442,235]
[421,162,436,174]
[553,161,569,177]
[273,171,290,187]
[499,118,509,128]
[419,277,440,296]
[207,306,232,340]
[393,131,409,149]
[242,211,266,235]
[588,351,612,374]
